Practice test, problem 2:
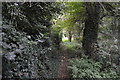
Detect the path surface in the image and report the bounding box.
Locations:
[58,47,69,78]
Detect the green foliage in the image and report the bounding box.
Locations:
[97,16,119,74]
[68,58,119,78]
[75,37,82,43]
[63,41,80,49]
[2,2,120,79]
[62,39,69,42]
[2,23,53,78]
[52,2,85,34]
[62,41,82,58]
[2,2,61,39]
[2,2,62,78]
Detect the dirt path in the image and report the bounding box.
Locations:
[58,47,69,78]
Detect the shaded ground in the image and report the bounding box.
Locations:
[58,46,69,78]
[46,45,69,78]
[46,48,61,78]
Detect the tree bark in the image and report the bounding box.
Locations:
[82,2,100,58]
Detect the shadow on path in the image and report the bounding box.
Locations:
[58,47,69,78]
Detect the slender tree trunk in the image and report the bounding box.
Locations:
[82,2,100,58]
[68,31,72,42]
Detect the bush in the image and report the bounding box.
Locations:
[68,58,119,78]
[2,24,53,78]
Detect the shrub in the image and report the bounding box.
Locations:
[68,58,119,78]
[2,24,53,78]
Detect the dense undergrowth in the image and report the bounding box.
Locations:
[62,41,119,78]
[68,58,119,78]
[2,2,62,79]
[2,23,53,78]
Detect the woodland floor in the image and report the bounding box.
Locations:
[47,45,69,78]
[58,46,69,78]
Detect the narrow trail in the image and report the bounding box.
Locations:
[58,47,69,78]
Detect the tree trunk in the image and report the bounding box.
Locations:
[82,2,100,58]
[68,31,72,42]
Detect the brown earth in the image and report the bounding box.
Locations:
[58,47,69,78]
